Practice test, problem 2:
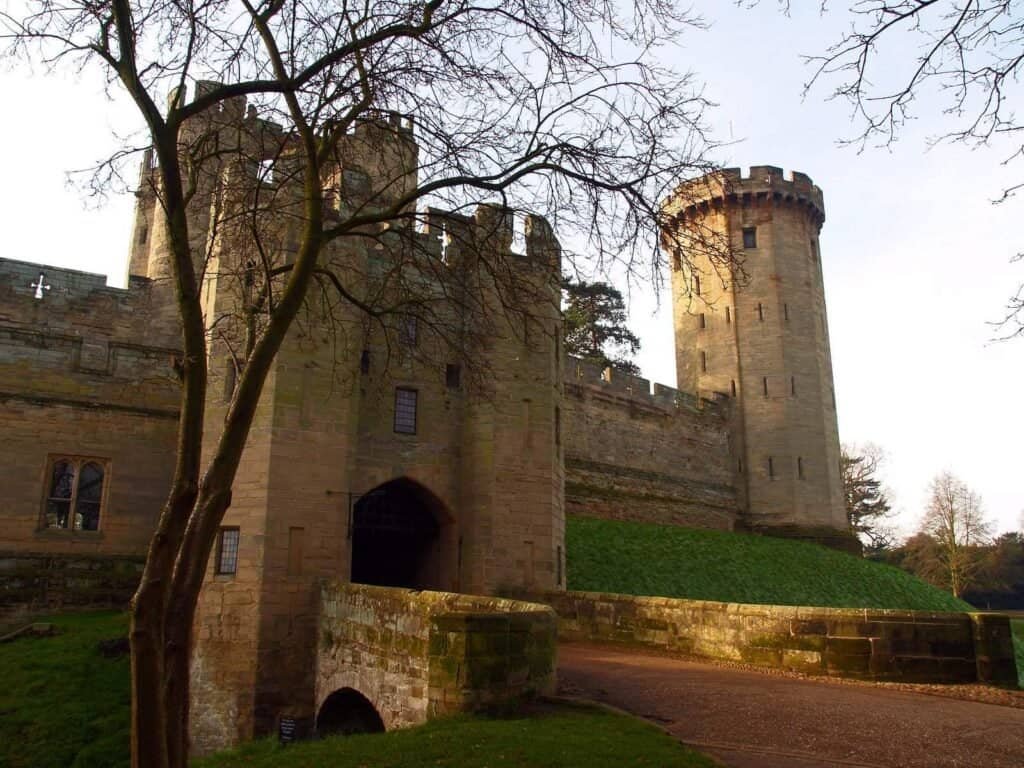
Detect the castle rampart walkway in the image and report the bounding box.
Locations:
[559,642,1024,768]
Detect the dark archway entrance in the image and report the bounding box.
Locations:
[350,477,450,589]
[316,688,385,737]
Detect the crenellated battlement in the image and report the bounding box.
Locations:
[564,354,729,418]
[664,165,825,226]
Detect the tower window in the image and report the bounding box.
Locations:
[737,458,744,473]
[400,316,418,347]
[725,306,731,324]
[699,313,706,329]
[224,359,237,402]
[768,456,775,479]
[360,349,371,374]
[730,379,736,397]
[742,227,757,249]
[700,350,707,372]
[784,303,789,322]
[394,388,418,434]
[790,376,796,396]
[762,376,768,397]
[694,275,701,296]
[810,240,818,263]
[215,527,240,575]
[757,303,764,322]
[798,457,805,480]
[446,363,461,389]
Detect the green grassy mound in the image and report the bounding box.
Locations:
[0,612,131,768]
[0,612,713,768]
[567,516,971,611]
[1011,619,1024,688]
[196,703,714,768]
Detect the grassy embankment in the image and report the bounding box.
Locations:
[566,515,971,611]
[1012,619,1024,688]
[0,612,714,768]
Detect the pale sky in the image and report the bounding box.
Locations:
[1,3,1021,536]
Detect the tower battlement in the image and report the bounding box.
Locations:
[666,166,825,227]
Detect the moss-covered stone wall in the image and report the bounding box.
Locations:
[0,551,143,628]
[315,582,556,733]
[543,590,1018,685]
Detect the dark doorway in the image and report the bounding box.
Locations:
[350,477,447,589]
[316,688,385,737]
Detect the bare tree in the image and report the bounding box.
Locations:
[920,470,993,597]
[792,1,1024,337]
[840,442,895,553]
[2,1,729,764]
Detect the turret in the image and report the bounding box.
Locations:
[662,166,851,549]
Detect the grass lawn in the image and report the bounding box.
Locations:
[0,611,131,768]
[0,612,714,768]
[567,516,971,611]
[195,703,716,768]
[1011,619,1024,688]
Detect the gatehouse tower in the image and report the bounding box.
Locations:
[662,166,849,547]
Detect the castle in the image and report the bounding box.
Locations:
[0,86,852,748]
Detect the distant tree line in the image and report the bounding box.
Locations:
[842,445,1024,608]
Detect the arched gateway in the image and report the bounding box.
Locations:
[350,477,453,590]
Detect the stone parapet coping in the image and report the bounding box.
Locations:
[539,590,1018,686]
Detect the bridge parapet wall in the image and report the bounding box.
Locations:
[316,582,556,732]
[542,590,1018,685]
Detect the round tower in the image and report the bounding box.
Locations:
[662,166,850,547]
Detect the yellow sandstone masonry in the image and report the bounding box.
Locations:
[0,79,854,750]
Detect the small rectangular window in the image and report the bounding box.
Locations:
[700,350,707,373]
[762,376,768,397]
[446,363,461,389]
[287,526,304,577]
[791,376,796,396]
[360,349,370,374]
[730,379,737,397]
[758,302,764,322]
[737,458,743,473]
[224,359,237,402]
[699,312,706,330]
[400,316,418,347]
[138,225,148,245]
[694,275,701,296]
[394,388,418,434]
[768,456,775,479]
[725,306,731,324]
[784,303,789,322]
[743,227,757,249]
[216,527,240,575]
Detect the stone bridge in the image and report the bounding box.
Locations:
[313,582,557,735]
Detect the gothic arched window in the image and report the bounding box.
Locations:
[43,457,106,531]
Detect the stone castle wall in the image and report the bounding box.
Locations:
[0,258,179,559]
[562,356,737,530]
[314,583,556,735]
[544,590,1019,685]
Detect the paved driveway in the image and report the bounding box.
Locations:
[558,642,1024,768]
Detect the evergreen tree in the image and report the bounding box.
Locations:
[840,443,894,553]
[562,278,642,376]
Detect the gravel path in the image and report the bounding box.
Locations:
[558,642,1024,768]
